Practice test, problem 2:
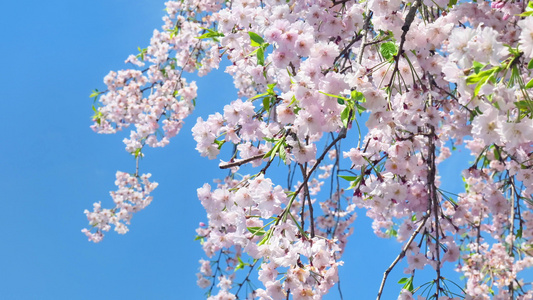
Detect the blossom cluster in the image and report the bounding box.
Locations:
[82,171,158,242]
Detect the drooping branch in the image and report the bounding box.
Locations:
[278,128,347,223]
[376,212,430,300]
[427,123,442,298]
[357,8,373,64]
[387,0,421,89]
[299,163,315,238]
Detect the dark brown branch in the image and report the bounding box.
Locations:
[357,9,373,64]
[277,128,347,223]
[427,123,442,298]
[299,163,315,238]
[508,176,517,296]
[219,153,265,169]
[334,35,363,65]
[387,0,421,88]
[376,212,430,300]
[234,259,259,297]
[330,0,355,7]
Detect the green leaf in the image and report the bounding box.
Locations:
[397,277,414,292]
[319,91,348,102]
[338,175,358,181]
[466,68,494,85]
[248,226,266,236]
[134,148,142,158]
[194,235,205,245]
[248,31,264,47]
[214,139,226,149]
[351,90,365,102]
[234,256,247,271]
[249,91,269,101]
[196,27,224,41]
[493,146,501,161]
[257,47,265,66]
[89,89,100,99]
[517,11,533,17]
[136,47,147,60]
[270,141,281,160]
[267,83,277,92]
[263,97,270,111]
[279,145,287,164]
[525,78,533,89]
[355,103,367,114]
[472,61,484,74]
[234,262,245,271]
[398,278,409,284]
[406,280,414,292]
[196,31,224,40]
[341,106,352,128]
[472,75,492,98]
[515,101,528,110]
[92,109,103,125]
[380,42,397,60]
[337,98,345,105]
[515,100,533,111]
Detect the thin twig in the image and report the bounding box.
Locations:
[376,212,430,300]
[277,128,347,224]
[357,8,373,64]
[387,0,421,88]
[299,163,315,237]
[508,176,517,296]
[219,153,265,169]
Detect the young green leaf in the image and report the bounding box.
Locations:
[398,278,409,284]
[89,89,100,99]
[319,91,348,102]
[338,175,358,181]
[351,90,365,102]
[472,61,484,74]
[248,31,264,47]
[380,42,397,60]
[248,226,266,236]
[340,106,352,128]
[525,78,533,89]
[257,47,265,66]
[279,145,288,164]
[355,103,367,114]
[263,97,270,111]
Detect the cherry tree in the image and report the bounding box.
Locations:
[83,0,533,298]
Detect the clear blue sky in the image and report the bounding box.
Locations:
[0,1,472,299]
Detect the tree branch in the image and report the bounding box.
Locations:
[376,212,430,300]
[387,0,421,88]
[219,153,265,169]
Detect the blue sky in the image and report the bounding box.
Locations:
[0,1,473,299]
